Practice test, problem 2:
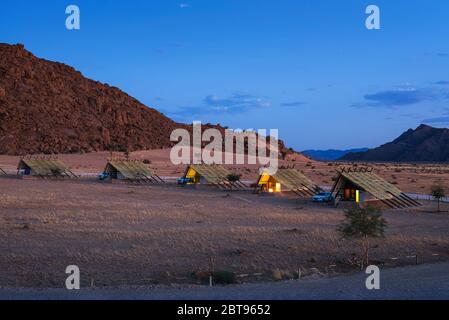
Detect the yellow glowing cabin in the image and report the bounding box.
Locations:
[258,172,282,193]
[184,166,202,184]
[256,168,320,197]
[331,168,422,209]
[182,164,248,190]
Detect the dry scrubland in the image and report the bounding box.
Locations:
[1,149,448,193]
[0,176,448,288]
[0,150,449,288]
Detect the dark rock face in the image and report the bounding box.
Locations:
[0,43,293,158]
[341,124,449,163]
[0,43,182,155]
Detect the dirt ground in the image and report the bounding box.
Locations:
[1,149,448,193]
[0,177,448,288]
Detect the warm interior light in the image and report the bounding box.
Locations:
[269,188,274,193]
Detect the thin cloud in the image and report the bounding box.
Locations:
[422,108,449,124]
[171,93,272,118]
[203,93,271,111]
[364,88,424,106]
[281,101,306,107]
[354,85,449,108]
[179,3,191,9]
[422,116,449,124]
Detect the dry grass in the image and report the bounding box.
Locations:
[0,177,448,288]
[2,150,449,194]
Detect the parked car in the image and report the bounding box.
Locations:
[312,192,333,203]
[177,177,193,185]
[99,172,110,181]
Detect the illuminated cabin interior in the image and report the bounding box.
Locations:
[182,164,248,190]
[331,169,421,209]
[184,166,202,184]
[256,168,319,197]
[258,173,282,193]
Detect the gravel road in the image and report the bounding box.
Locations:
[1,262,448,300]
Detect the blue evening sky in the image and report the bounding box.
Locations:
[1,0,449,150]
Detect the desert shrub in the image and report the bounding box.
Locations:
[192,271,210,284]
[143,159,151,164]
[212,271,237,285]
[51,168,63,176]
[272,269,295,281]
[431,182,446,212]
[117,145,128,153]
[227,173,241,182]
[338,206,387,269]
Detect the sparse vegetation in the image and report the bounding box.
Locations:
[338,206,387,269]
[431,182,446,213]
[50,168,63,176]
[227,173,241,182]
[212,271,237,285]
[1,152,449,288]
[272,269,294,281]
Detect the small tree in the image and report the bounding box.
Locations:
[227,173,241,183]
[50,168,63,177]
[124,150,130,161]
[431,183,445,212]
[338,206,387,269]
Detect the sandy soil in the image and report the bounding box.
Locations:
[0,177,448,288]
[1,149,448,193]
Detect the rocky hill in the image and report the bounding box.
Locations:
[0,43,184,155]
[0,43,292,158]
[341,124,449,162]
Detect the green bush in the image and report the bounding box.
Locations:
[226,173,241,182]
[51,168,63,176]
[212,271,237,285]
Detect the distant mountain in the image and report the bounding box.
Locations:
[341,125,449,163]
[302,148,369,161]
